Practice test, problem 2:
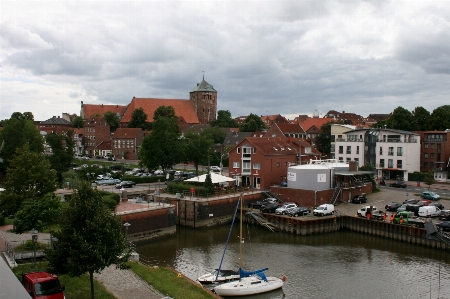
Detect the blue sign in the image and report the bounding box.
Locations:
[406,193,409,197]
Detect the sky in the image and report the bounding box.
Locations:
[1,1,449,122]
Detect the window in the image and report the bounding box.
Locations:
[431,144,435,149]
[338,146,343,154]
[243,161,251,173]
[379,147,383,155]
[424,162,428,167]
[253,148,256,154]
[237,147,240,154]
[379,159,385,167]
[431,153,434,158]
[356,146,360,155]
[388,159,394,168]
[233,162,240,168]
[331,135,335,142]
[397,147,403,156]
[346,158,351,161]
[243,147,251,158]
[253,163,260,170]
[388,147,394,156]
[424,153,428,158]
[354,158,359,165]
[397,160,403,169]
[424,143,428,149]
[330,144,335,153]
[338,157,343,161]
[346,146,351,154]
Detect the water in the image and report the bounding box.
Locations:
[136,224,450,299]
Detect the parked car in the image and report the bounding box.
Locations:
[403,198,420,205]
[436,221,450,232]
[421,191,440,201]
[210,166,221,172]
[371,210,387,221]
[385,202,402,211]
[418,199,433,206]
[313,204,335,216]
[115,181,136,189]
[287,207,311,217]
[97,178,121,186]
[248,198,278,209]
[390,181,407,188]
[405,204,422,216]
[260,203,279,213]
[439,210,450,221]
[357,206,378,217]
[351,194,367,204]
[418,206,441,218]
[154,170,164,175]
[275,203,298,215]
[396,204,408,212]
[429,202,445,210]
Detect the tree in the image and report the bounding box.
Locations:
[72,116,85,128]
[0,143,57,216]
[412,106,431,131]
[153,105,176,120]
[139,116,182,173]
[0,113,44,170]
[202,126,226,144]
[128,108,149,129]
[210,110,238,127]
[10,111,34,121]
[239,113,266,132]
[385,107,415,131]
[46,181,130,299]
[429,105,450,131]
[103,111,120,131]
[13,193,62,233]
[46,132,75,186]
[423,171,436,190]
[204,173,215,195]
[183,132,214,175]
[314,121,336,158]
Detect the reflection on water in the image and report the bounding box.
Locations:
[136,224,450,299]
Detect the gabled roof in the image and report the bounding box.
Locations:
[81,103,127,119]
[275,123,306,134]
[190,78,217,92]
[224,131,252,146]
[112,128,143,139]
[40,116,72,125]
[299,117,334,131]
[121,98,199,124]
[95,141,111,150]
[235,137,299,155]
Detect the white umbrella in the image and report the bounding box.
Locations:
[184,172,235,184]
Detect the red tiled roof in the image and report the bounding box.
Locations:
[238,137,299,155]
[299,118,334,131]
[112,128,143,139]
[96,141,111,150]
[121,98,199,124]
[275,123,305,133]
[82,104,127,119]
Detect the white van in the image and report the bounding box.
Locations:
[313,204,335,216]
[418,206,440,218]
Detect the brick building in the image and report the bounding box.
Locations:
[83,117,111,157]
[111,128,145,160]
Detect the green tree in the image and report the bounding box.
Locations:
[239,113,266,132]
[139,116,182,173]
[429,105,450,131]
[153,105,176,120]
[46,132,75,186]
[0,113,44,170]
[412,106,431,131]
[46,181,130,299]
[210,110,238,127]
[385,107,415,131]
[314,121,336,158]
[183,132,214,175]
[10,111,34,121]
[371,119,387,129]
[103,111,120,131]
[0,143,57,216]
[13,193,62,233]
[202,126,226,144]
[128,107,149,129]
[72,116,85,128]
[423,171,436,190]
[204,173,215,195]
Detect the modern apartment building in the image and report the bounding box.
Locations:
[418,130,450,182]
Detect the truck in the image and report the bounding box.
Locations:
[22,271,65,299]
[393,211,426,228]
[313,204,335,216]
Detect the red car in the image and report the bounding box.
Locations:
[419,200,432,206]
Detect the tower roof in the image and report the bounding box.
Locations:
[191,78,217,92]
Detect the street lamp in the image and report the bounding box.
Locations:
[123,222,131,240]
[30,229,38,270]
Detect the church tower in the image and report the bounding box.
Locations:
[189,76,217,124]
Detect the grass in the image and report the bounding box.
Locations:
[126,261,217,299]
[11,262,117,299]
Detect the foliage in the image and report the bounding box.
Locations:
[127,107,150,130]
[46,181,130,299]
[103,111,120,131]
[0,113,44,170]
[210,110,238,127]
[423,171,436,190]
[239,113,267,132]
[0,143,57,216]
[139,116,182,173]
[127,262,217,299]
[10,111,34,121]
[12,262,117,299]
[203,173,215,195]
[0,213,4,226]
[314,121,336,157]
[385,106,415,131]
[46,132,75,186]
[202,126,226,144]
[359,163,375,172]
[13,193,62,233]
[412,106,431,131]
[72,116,85,128]
[182,132,214,174]
[429,105,450,131]
[153,105,176,120]
[371,119,387,129]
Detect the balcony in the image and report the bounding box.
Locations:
[424,138,446,142]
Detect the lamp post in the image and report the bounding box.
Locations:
[123,222,131,241]
[30,229,38,270]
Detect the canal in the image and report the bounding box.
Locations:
[136,223,450,299]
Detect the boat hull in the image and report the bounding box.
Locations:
[213,276,283,297]
[197,270,240,284]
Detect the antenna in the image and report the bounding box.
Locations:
[202,71,204,80]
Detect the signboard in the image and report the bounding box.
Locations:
[317,174,327,183]
[287,172,296,181]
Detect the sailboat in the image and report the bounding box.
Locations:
[212,195,285,297]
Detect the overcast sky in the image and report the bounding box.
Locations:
[1,1,449,122]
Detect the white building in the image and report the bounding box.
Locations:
[333,128,420,181]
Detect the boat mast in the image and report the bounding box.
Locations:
[239,193,243,270]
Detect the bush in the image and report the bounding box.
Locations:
[121,175,166,184]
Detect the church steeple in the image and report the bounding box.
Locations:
[190,76,218,124]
